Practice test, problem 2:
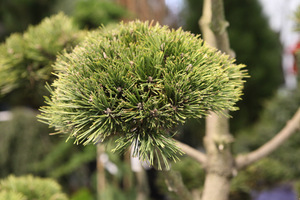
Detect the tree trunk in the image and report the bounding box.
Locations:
[199,0,235,200]
[201,113,234,200]
[97,144,106,199]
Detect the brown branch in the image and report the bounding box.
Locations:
[235,108,300,170]
[162,169,193,200]
[175,140,207,166]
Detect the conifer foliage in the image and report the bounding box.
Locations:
[0,13,83,100]
[0,175,68,200]
[39,21,247,168]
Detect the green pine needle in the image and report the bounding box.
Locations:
[38,20,247,168]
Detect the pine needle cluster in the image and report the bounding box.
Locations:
[0,13,84,98]
[0,175,68,200]
[39,21,247,168]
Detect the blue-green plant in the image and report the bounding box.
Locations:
[39,21,247,169]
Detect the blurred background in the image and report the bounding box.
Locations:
[0,0,299,199]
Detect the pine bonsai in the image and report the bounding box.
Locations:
[39,21,247,168]
[0,13,84,105]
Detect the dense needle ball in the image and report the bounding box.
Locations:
[39,21,247,167]
[0,13,84,107]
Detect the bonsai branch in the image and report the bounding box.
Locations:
[162,169,193,200]
[235,108,300,170]
[175,140,207,166]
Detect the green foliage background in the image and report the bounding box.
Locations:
[0,0,56,41]
[0,175,68,200]
[0,108,53,177]
[230,6,300,194]
[0,0,127,42]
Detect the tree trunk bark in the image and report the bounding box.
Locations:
[201,113,234,200]
[97,144,106,199]
[199,0,235,200]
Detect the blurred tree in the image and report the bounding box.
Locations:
[229,6,300,196]
[182,0,283,131]
[0,13,85,108]
[0,108,53,177]
[0,107,97,194]
[0,0,128,41]
[230,158,292,200]
[233,87,300,196]
[294,6,300,77]
[232,6,300,195]
[0,0,57,41]
[52,0,129,29]
[73,0,128,29]
[224,0,283,131]
[235,87,300,170]
[115,0,167,24]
